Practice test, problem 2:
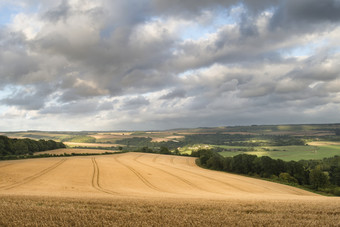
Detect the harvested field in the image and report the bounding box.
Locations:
[309,141,340,146]
[0,152,339,226]
[64,142,122,147]
[151,135,184,142]
[0,152,316,199]
[34,148,117,155]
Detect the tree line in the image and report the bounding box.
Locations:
[116,137,185,150]
[115,134,306,150]
[193,149,340,196]
[185,134,306,146]
[0,136,66,156]
[133,146,174,155]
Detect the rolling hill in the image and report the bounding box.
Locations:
[0,152,339,226]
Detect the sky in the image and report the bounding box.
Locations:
[0,0,340,131]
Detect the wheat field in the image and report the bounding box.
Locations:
[1,152,339,226]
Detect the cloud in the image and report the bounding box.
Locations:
[270,0,340,31]
[160,89,186,99]
[1,89,45,110]
[120,96,150,110]
[42,0,71,23]
[0,0,339,130]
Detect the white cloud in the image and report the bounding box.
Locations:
[11,13,43,39]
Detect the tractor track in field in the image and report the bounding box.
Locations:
[0,153,315,198]
[159,155,284,193]
[0,159,67,190]
[179,162,299,194]
[186,158,197,167]
[113,156,164,193]
[152,154,160,163]
[154,159,250,192]
[183,162,295,194]
[0,163,15,169]
[91,158,118,196]
[135,154,220,195]
[171,156,196,167]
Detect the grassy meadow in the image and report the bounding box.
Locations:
[218,144,340,161]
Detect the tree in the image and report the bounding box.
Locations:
[222,157,233,172]
[24,139,39,154]
[173,148,180,155]
[0,136,13,156]
[232,154,256,174]
[12,140,29,155]
[329,166,340,186]
[197,149,214,166]
[0,136,66,157]
[335,129,340,136]
[259,156,277,177]
[140,147,153,153]
[309,168,329,189]
[285,161,308,184]
[159,146,171,154]
[206,154,223,170]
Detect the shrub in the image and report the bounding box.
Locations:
[332,187,340,196]
[279,173,298,184]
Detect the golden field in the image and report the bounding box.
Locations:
[34,148,118,155]
[0,152,340,226]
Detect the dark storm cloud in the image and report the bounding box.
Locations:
[1,85,53,110]
[270,0,340,30]
[43,0,71,22]
[151,0,280,16]
[0,29,39,86]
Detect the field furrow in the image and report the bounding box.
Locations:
[152,154,310,195]
[155,156,248,193]
[114,155,165,193]
[0,163,15,169]
[135,154,213,195]
[0,159,67,190]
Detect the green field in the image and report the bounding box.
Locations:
[218,144,340,161]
